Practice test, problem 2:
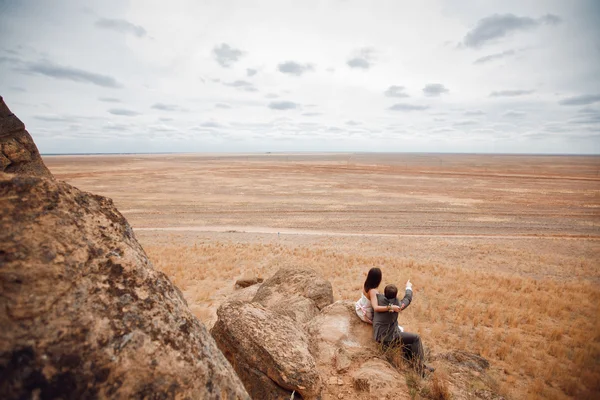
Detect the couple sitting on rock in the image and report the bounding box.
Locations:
[355,267,434,375]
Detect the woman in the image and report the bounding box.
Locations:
[355,267,403,324]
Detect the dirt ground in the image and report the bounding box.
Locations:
[44,153,600,399]
[44,153,600,281]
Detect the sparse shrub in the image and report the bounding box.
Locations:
[430,371,451,400]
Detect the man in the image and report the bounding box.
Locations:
[373,282,434,375]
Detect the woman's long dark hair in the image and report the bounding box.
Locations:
[363,267,382,293]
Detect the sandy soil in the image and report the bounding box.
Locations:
[44,152,600,281]
[44,153,600,238]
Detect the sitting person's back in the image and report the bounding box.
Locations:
[373,283,433,375]
[373,284,411,344]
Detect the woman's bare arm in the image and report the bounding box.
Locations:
[369,289,401,312]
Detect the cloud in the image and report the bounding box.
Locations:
[302,112,322,117]
[568,115,600,125]
[34,115,76,122]
[108,108,140,116]
[151,103,186,111]
[246,68,257,77]
[384,86,409,98]
[26,60,122,88]
[102,123,131,132]
[431,127,457,134]
[346,120,361,126]
[502,110,526,118]
[462,13,561,48]
[98,97,120,103]
[490,89,534,97]
[223,80,257,92]
[559,94,600,106]
[540,14,562,25]
[389,103,429,111]
[473,49,516,64]
[199,121,222,128]
[0,55,22,65]
[95,18,146,37]
[269,101,299,110]
[464,110,485,116]
[278,61,314,76]
[265,93,279,99]
[453,119,478,126]
[423,83,449,97]
[347,47,375,69]
[347,57,370,69]
[215,103,231,109]
[212,43,243,68]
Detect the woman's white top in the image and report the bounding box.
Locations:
[355,292,374,323]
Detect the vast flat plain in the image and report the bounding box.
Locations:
[44,153,600,399]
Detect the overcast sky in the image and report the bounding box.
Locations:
[1,0,599,154]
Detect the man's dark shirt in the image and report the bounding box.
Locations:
[372,289,412,344]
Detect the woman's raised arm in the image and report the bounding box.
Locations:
[369,289,401,312]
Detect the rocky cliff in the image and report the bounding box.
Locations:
[0,97,249,399]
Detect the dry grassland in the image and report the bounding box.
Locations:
[44,153,600,399]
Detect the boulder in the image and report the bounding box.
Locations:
[211,301,321,399]
[227,283,262,303]
[351,358,409,396]
[306,301,377,369]
[235,277,263,289]
[253,267,333,324]
[0,174,250,399]
[0,97,52,178]
[306,301,411,399]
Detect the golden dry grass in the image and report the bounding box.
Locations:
[144,239,599,399]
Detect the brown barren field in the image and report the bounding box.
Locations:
[44,153,600,399]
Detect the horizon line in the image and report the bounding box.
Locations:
[41,151,600,157]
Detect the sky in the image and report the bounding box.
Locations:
[1,0,599,154]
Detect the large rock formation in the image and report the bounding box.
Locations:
[0,173,250,398]
[212,268,412,399]
[306,301,411,399]
[212,301,321,399]
[0,97,52,178]
[212,268,332,399]
[253,267,334,325]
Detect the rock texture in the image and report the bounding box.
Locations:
[0,97,52,178]
[253,267,334,325]
[351,358,406,394]
[213,274,413,400]
[0,173,250,399]
[234,277,263,289]
[306,301,411,400]
[211,301,321,399]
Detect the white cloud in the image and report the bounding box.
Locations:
[423,83,449,97]
[95,18,147,37]
[212,43,244,68]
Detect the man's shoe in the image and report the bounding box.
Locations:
[421,364,435,377]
